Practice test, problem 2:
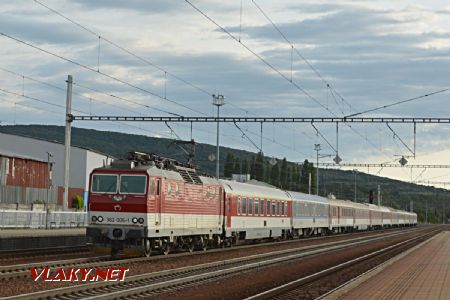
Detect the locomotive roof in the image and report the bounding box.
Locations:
[95,163,219,185]
[220,179,291,200]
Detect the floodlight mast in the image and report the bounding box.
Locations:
[212,94,225,179]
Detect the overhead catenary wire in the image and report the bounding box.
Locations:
[0,66,147,116]
[346,88,450,118]
[234,121,262,152]
[184,0,395,162]
[33,0,320,152]
[249,0,426,162]
[0,32,206,116]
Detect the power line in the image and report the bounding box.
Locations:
[0,32,206,116]
[247,0,426,161]
[233,122,261,152]
[24,0,326,158]
[184,0,395,161]
[33,0,212,98]
[346,88,450,117]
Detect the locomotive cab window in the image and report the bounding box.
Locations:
[119,175,147,194]
[91,174,118,193]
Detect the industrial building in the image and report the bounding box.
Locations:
[0,132,111,209]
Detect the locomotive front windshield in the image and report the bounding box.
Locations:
[92,174,118,193]
[119,175,147,194]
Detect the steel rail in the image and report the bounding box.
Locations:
[3,227,426,300]
[0,226,411,280]
[246,228,442,300]
[314,232,441,300]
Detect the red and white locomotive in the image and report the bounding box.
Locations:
[87,152,417,256]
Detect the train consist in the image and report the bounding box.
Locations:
[87,152,417,256]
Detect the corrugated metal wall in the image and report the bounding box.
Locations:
[0,186,57,204]
[0,155,49,188]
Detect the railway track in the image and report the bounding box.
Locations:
[2,227,433,300]
[246,228,443,300]
[0,245,90,261]
[0,226,419,281]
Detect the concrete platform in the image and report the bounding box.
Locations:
[327,231,450,300]
[0,228,88,251]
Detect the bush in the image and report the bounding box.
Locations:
[33,199,46,204]
[72,195,84,210]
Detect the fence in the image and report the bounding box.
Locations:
[0,185,58,205]
[0,210,87,228]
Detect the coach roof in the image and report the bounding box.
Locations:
[220,179,291,200]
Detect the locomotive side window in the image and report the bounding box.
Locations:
[91,174,117,193]
[119,175,147,194]
[156,179,160,196]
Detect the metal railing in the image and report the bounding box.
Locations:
[0,210,87,228]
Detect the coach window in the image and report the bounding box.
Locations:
[272,201,277,216]
[238,198,241,215]
[260,199,265,216]
[254,199,259,215]
[242,198,247,215]
[248,198,253,216]
[267,200,271,216]
[281,202,285,216]
[285,203,288,216]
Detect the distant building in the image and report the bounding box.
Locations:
[0,132,111,209]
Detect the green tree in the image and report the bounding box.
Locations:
[242,159,250,175]
[271,162,280,187]
[224,153,235,178]
[280,158,288,189]
[251,152,264,181]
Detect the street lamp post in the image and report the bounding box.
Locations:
[212,94,225,179]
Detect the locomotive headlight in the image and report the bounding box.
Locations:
[132,217,138,224]
[97,216,104,222]
[138,218,144,224]
[91,216,98,222]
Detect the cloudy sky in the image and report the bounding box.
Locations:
[1,0,450,187]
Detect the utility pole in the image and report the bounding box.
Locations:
[377,184,381,206]
[315,144,321,195]
[63,75,73,211]
[46,152,53,228]
[212,94,225,179]
[308,172,311,194]
[353,169,357,202]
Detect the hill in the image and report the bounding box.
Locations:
[0,124,448,224]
